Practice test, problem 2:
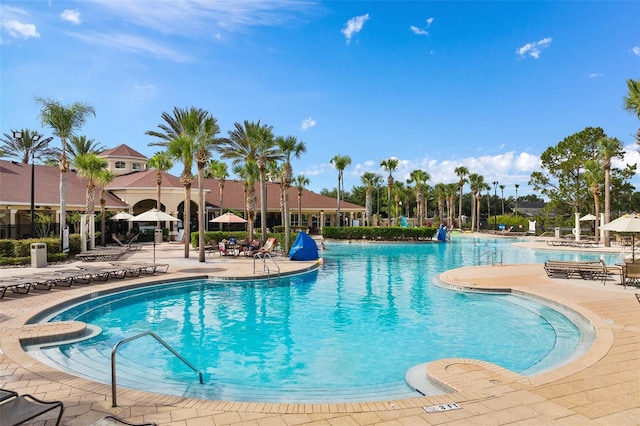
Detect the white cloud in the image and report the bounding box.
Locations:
[410,26,428,36]
[342,13,369,44]
[632,46,640,56]
[426,17,434,27]
[589,72,604,78]
[66,31,191,62]
[61,9,81,25]
[516,37,552,59]
[301,117,316,130]
[1,19,39,39]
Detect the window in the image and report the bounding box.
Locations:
[132,162,141,170]
[115,161,126,169]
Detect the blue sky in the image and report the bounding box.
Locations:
[2,1,639,198]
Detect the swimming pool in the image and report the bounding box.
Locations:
[31,237,615,403]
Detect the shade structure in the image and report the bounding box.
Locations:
[600,213,640,261]
[210,212,247,224]
[129,208,179,222]
[110,211,134,221]
[579,214,597,221]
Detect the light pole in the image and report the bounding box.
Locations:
[492,181,498,231]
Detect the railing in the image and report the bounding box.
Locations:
[253,252,281,278]
[111,331,203,407]
[477,249,503,266]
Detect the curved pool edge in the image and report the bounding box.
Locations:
[0,260,638,425]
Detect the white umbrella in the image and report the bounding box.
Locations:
[210,212,247,223]
[579,214,597,221]
[600,213,640,261]
[129,208,179,222]
[110,211,134,221]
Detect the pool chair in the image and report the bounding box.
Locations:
[112,233,142,252]
[0,388,64,426]
[254,237,277,259]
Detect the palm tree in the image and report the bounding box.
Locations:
[455,166,469,228]
[380,158,399,224]
[475,181,490,232]
[330,155,352,227]
[361,172,382,226]
[97,169,114,246]
[74,153,108,215]
[147,106,211,258]
[433,183,447,225]
[446,183,458,228]
[597,137,624,247]
[623,78,640,119]
[250,123,279,242]
[36,97,95,247]
[468,173,486,231]
[294,174,310,230]
[66,135,106,161]
[276,135,306,252]
[0,129,56,163]
[205,159,229,231]
[584,160,602,244]
[499,184,505,215]
[147,152,174,211]
[232,162,259,233]
[514,184,520,216]
[408,169,430,227]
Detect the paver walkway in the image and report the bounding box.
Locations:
[1,240,639,425]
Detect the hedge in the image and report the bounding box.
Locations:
[321,226,437,241]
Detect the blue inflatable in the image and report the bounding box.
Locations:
[289,231,319,261]
[436,225,447,242]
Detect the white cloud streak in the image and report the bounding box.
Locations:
[632,46,640,56]
[61,9,81,25]
[589,72,604,78]
[516,37,552,59]
[342,13,369,44]
[410,26,428,36]
[301,117,316,130]
[1,19,39,39]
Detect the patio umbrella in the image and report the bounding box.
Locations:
[110,211,134,221]
[600,213,640,261]
[129,208,179,223]
[210,212,248,223]
[579,214,597,221]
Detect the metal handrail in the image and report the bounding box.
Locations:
[253,252,281,278]
[111,331,203,407]
[477,249,503,266]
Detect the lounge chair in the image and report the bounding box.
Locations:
[204,239,218,255]
[254,237,277,259]
[0,388,64,426]
[112,233,142,252]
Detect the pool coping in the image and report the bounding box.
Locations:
[1,244,639,425]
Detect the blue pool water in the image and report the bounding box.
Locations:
[33,237,616,403]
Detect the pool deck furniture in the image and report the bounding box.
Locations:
[544,259,623,284]
[621,261,640,287]
[75,249,124,262]
[0,388,64,426]
[112,233,143,252]
[546,239,600,248]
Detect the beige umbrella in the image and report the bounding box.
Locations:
[600,213,640,261]
[210,212,248,223]
[110,211,134,220]
[579,214,597,221]
[129,208,179,223]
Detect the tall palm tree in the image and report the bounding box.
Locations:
[218,121,266,240]
[623,78,640,119]
[408,169,430,227]
[499,184,505,215]
[514,184,520,216]
[475,181,490,232]
[454,166,469,228]
[294,174,310,230]
[380,158,399,224]
[97,169,114,246]
[147,106,211,258]
[66,135,106,161]
[73,153,108,215]
[361,172,382,226]
[597,137,624,247]
[147,152,174,211]
[445,183,458,228]
[583,160,603,244]
[276,135,307,252]
[193,114,222,262]
[468,173,483,231]
[36,97,96,247]
[0,129,57,163]
[330,154,352,227]
[433,183,447,225]
[205,159,229,231]
[252,123,280,242]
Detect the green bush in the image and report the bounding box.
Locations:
[322,226,437,241]
[0,235,79,265]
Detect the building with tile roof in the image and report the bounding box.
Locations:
[0,145,365,239]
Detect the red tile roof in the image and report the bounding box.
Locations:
[99,144,147,160]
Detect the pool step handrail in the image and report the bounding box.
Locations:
[111,331,203,407]
[477,249,503,266]
[253,252,281,278]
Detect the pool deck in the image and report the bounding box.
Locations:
[1,238,639,425]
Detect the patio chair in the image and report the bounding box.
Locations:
[112,233,142,252]
[254,237,277,259]
[0,389,64,426]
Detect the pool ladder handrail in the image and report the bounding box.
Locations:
[477,249,503,266]
[253,252,281,278]
[111,331,203,407]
